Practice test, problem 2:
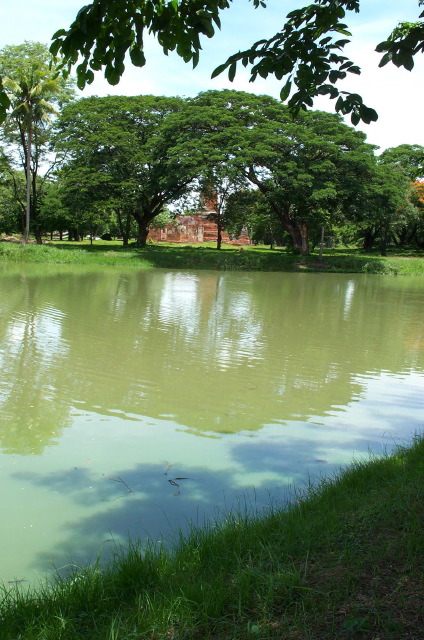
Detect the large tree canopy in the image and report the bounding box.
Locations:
[379,144,424,181]
[39,0,422,128]
[1,83,422,250]
[184,89,375,254]
[55,94,214,245]
[53,89,376,252]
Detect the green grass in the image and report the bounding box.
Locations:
[1,436,424,639]
[1,239,424,274]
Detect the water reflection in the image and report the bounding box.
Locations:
[0,268,423,454]
[0,266,423,582]
[0,276,71,454]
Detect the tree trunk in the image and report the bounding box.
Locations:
[286,221,309,254]
[257,193,310,255]
[117,208,132,246]
[23,124,32,246]
[318,226,325,262]
[274,209,310,255]
[136,224,149,247]
[123,210,131,246]
[380,228,388,257]
[413,230,424,249]
[363,229,377,251]
[20,209,25,236]
[216,214,222,250]
[299,223,309,254]
[34,227,42,245]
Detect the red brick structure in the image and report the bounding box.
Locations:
[148,197,251,245]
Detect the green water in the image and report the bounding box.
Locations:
[0,265,423,584]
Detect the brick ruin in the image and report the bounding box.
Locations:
[148,194,251,245]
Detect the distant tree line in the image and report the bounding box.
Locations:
[0,43,423,255]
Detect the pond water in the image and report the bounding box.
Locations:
[0,265,423,585]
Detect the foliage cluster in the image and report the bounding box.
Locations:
[1,435,424,639]
[0,0,418,126]
[0,43,423,257]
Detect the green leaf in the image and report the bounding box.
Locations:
[359,105,378,124]
[333,39,351,49]
[318,85,339,99]
[346,93,363,105]
[400,53,415,70]
[351,111,360,126]
[228,62,237,82]
[51,29,67,39]
[76,74,86,90]
[85,69,95,85]
[49,39,63,57]
[375,40,390,53]
[335,96,345,112]
[0,86,10,108]
[90,59,102,71]
[378,52,392,67]
[105,66,121,85]
[329,70,340,83]
[211,62,228,79]
[130,47,146,67]
[279,79,292,101]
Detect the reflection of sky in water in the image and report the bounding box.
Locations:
[3,306,67,363]
[0,306,69,412]
[208,290,265,371]
[158,273,200,338]
[107,288,127,320]
[343,280,355,319]
[155,273,265,369]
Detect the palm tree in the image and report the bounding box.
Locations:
[0,42,75,244]
[3,77,60,244]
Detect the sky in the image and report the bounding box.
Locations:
[0,0,423,152]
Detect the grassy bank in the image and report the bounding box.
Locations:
[1,436,424,639]
[1,240,424,274]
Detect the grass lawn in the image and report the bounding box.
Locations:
[1,239,424,275]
